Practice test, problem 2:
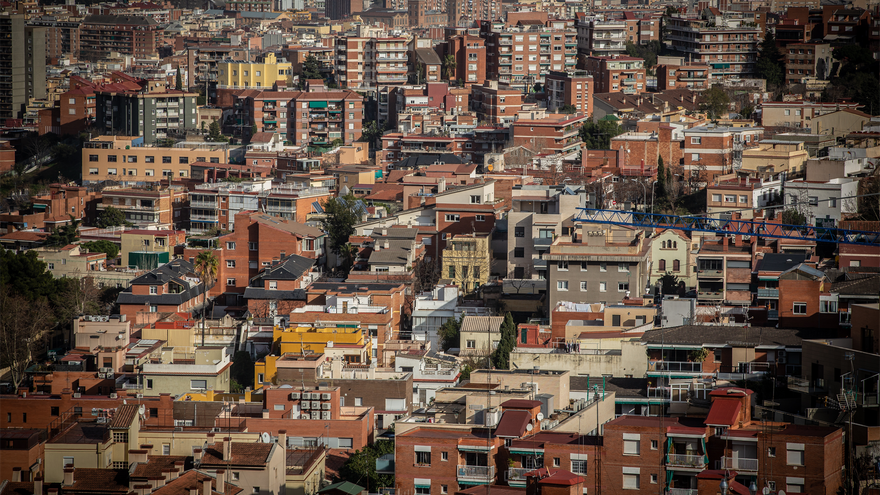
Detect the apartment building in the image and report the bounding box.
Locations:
[544,225,651,310]
[0,14,47,120]
[79,15,160,61]
[579,18,627,59]
[217,52,294,90]
[335,35,408,89]
[511,113,587,154]
[760,100,862,129]
[121,229,186,268]
[82,136,229,185]
[694,236,753,306]
[99,187,186,229]
[759,177,859,227]
[380,133,473,168]
[446,34,487,86]
[96,82,200,144]
[442,234,491,295]
[482,21,578,89]
[244,254,315,318]
[29,16,80,60]
[656,63,711,90]
[57,83,97,136]
[664,14,761,80]
[470,81,524,124]
[31,183,101,225]
[544,70,593,116]
[507,185,585,286]
[584,55,646,94]
[681,124,764,184]
[706,179,757,219]
[784,41,832,85]
[434,181,506,251]
[115,259,209,320]
[739,140,810,179]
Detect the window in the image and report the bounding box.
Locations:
[580,262,588,272]
[227,242,236,250]
[470,195,481,204]
[786,444,805,465]
[514,247,524,258]
[466,340,476,349]
[600,262,607,272]
[623,438,640,455]
[622,472,640,490]
[618,282,629,292]
[691,153,700,162]
[445,214,460,222]
[558,261,568,271]
[51,406,59,416]
[768,447,776,457]
[553,457,561,467]
[227,260,236,268]
[146,379,153,389]
[441,486,448,495]
[618,263,628,272]
[354,397,363,407]
[226,278,236,287]
[107,168,117,175]
[580,281,588,291]
[571,460,587,475]
[179,157,188,164]
[793,302,807,315]
[63,456,74,468]
[249,242,257,250]
[600,282,607,292]
[163,444,171,455]
[650,474,658,484]
[673,260,680,272]
[48,263,54,270]
[476,215,486,222]
[232,473,240,481]
[191,379,208,390]
[691,136,702,144]
[252,488,260,494]
[712,194,721,202]
[786,480,804,494]
[150,286,158,295]
[515,227,525,237]
[820,300,838,313]
[89,168,99,175]
[441,452,449,461]
[415,489,429,495]
[724,195,735,203]
[658,259,666,271]
[89,154,98,162]
[557,281,569,291]
[448,266,455,278]
[739,195,748,203]
[416,451,432,466]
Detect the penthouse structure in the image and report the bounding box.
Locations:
[664,14,761,79]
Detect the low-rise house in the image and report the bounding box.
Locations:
[458,315,503,356]
[647,229,692,290]
[244,255,316,318]
[198,439,285,495]
[115,259,209,321]
[739,140,810,179]
[441,234,491,295]
[138,346,232,396]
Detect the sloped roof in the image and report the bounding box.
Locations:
[831,274,880,296]
[460,315,504,334]
[757,252,808,272]
[415,48,442,65]
[704,399,741,426]
[494,410,532,438]
[319,481,365,495]
[249,213,324,238]
[200,442,274,467]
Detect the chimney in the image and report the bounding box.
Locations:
[223,438,232,461]
[384,241,390,249]
[174,460,185,477]
[12,468,21,482]
[193,448,203,465]
[63,467,75,486]
[163,470,173,483]
[734,234,743,247]
[202,478,212,495]
[278,430,287,448]
[190,488,199,495]
[34,477,43,495]
[216,470,227,492]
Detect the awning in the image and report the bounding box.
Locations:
[309,101,328,108]
[414,479,431,488]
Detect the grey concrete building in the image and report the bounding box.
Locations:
[0,14,46,119]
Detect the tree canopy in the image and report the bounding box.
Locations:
[490,312,517,370]
[578,119,624,150]
[46,217,80,247]
[822,45,880,115]
[700,87,731,119]
[338,440,394,492]
[625,41,662,69]
[320,195,360,256]
[207,120,229,143]
[755,33,784,89]
[97,206,130,228]
[301,55,323,83]
[81,240,120,259]
[438,314,462,352]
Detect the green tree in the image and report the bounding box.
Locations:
[491,312,516,370]
[0,287,54,391]
[700,86,730,119]
[230,351,255,390]
[579,119,625,149]
[821,45,880,114]
[320,195,360,256]
[299,55,323,88]
[331,138,344,148]
[81,240,120,259]
[781,208,807,226]
[659,272,682,295]
[0,248,58,301]
[755,32,784,89]
[625,40,662,69]
[341,242,359,274]
[558,104,578,114]
[438,314,462,352]
[443,54,456,80]
[655,155,667,210]
[176,67,182,91]
[338,440,394,491]
[207,120,229,143]
[194,250,219,346]
[359,121,383,150]
[97,206,130,228]
[46,216,81,247]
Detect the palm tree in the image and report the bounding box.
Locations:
[443,54,456,81]
[194,250,219,346]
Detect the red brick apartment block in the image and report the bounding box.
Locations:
[0,430,44,482]
[31,183,102,225]
[511,114,587,155]
[583,55,646,94]
[471,82,525,124]
[609,124,682,177]
[656,63,711,91]
[544,71,594,117]
[447,34,487,86]
[0,390,177,430]
[682,125,763,184]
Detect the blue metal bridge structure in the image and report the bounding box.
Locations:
[573,209,880,246]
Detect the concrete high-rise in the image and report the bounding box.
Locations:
[0,14,47,120]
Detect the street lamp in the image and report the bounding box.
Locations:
[650,179,658,214]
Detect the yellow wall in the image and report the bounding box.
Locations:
[274,325,367,355]
[254,355,280,388]
[83,137,228,183]
[218,53,293,88]
[141,326,195,348]
[441,235,491,294]
[121,232,175,264]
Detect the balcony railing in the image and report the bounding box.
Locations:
[757,288,779,298]
[667,454,706,468]
[649,361,703,373]
[647,386,671,398]
[697,291,724,300]
[697,269,724,277]
[506,467,531,482]
[668,489,698,495]
[720,456,758,471]
[787,376,825,394]
[190,214,219,222]
[534,238,553,248]
[457,465,494,482]
[189,200,218,208]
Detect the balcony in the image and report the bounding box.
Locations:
[534,238,553,249]
[668,489,698,495]
[758,288,779,298]
[697,269,723,278]
[506,467,531,484]
[787,376,825,394]
[649,361,703,373]
[458,465,494,483]
[190,213,219,222]
[697,291,724,300]
[647,386,671,398]
[190,200,218,209]
[667,454,706,469]
[720,456,758,472]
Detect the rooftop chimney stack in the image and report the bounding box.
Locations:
[223,438,232,460]
[63,467,75,487]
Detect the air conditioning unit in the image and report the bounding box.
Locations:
[321,393,331,400]
[110,393,118,399]
[136,394,143,399]
[322,411,331,420]
[290,392,300,400]
[302,392,312,400]
[311,411,321,420]
[106,373,114,379]
[213,427,223,433]
[777,350,787,364]
[98,373,106,378]
[322,403,331,410]
[311,401,321,409]
[73,393,82,398]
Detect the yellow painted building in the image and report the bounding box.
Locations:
[254,326,369,387]
[217,52,293,89]
[441,234,492,294]
[740,140,810,179]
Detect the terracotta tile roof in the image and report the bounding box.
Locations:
[151,470,241,495]
[131,456,189,479]
[501,399,543,409]
[704,399,741,426]
[2,482,39,495]
[494,410,532,438]
[66,468,130,493]
[200,442,274,467]
[109,404,139,429]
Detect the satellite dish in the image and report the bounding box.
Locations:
[763,488,770,495]
[526,423,534,432]
[139,405,146,416]
[261,432,271,443]
[778,491,786,495]
[536,412,544,422]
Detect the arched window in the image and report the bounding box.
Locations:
[659,259,666,271]
[673,259,680,272]
[673,241,678,249]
